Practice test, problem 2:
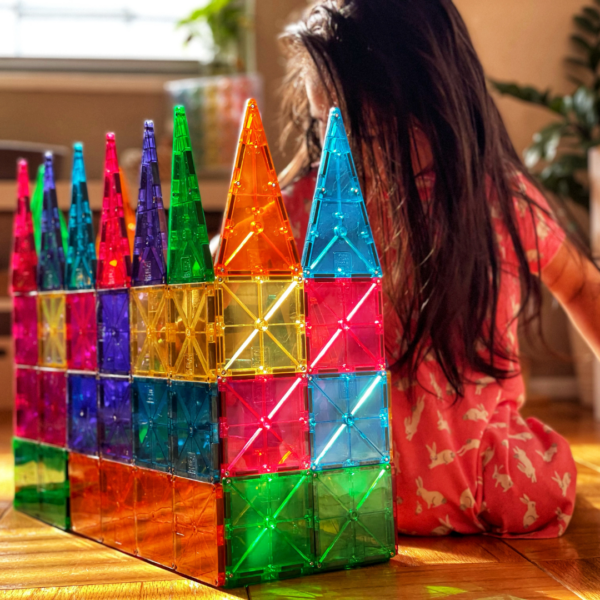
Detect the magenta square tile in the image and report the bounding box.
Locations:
[14,367,40,441]
[67,292,98,371]
[40,369,67,447]
[13,295,38,366]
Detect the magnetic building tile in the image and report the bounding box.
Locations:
[38,293,67,368]
[13,437,40,519]
[215,99,301,278]
[39,369,67,447]
[170,380,219,482]
[13,294,38,366]
[173,476,225,586]
[97,290,130,375]
[223,470,314,587]
[100,459,136,554]
[68,452,101,541]
[132,377,171,471]
[66,291,98,371]
[168,284,216,382]
[98,377,132,462]
[216,277,306,378]
[305,278,385,373]
[14,367,40,441]
[38,443,70,530]
[219,376,309,477]
[309,371,390,470]
[130,286,168,377]
[68,374,98,455]
[135,468,174,568]
[312,464,395,571]
[302,108,381,279]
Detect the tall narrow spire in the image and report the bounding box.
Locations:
[31,162,44,255]
[132,121,168,286]
[38,152,65,291]
[302,108,381,278]
[215,99,300,278]
[65,143,96,290]
[10,159,37,293]
[97,133,132,289]
[167,105,213,284]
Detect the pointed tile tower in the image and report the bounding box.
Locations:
[167,105,213,285]
[31,162,44,256]
[215,99,300,278]
[11,159,37,294]
[302,108,381,279]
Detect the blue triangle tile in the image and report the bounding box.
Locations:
[302,108,381,278]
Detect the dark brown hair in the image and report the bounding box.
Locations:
[280,0,564,398]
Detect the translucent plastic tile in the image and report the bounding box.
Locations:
[223,470,314,587]
[215,99,301,278]
[173,476,225,586]
[100,459,136,554]
[98,377,132,463]
[97,290,130,375]
[11,159,37,294]
[38,293,66,368]
[170,381,219,482]
[14,367,40,441]
[135,468,174,567]
[66,291,97,371]
[309,371,390,470]
[130,286,168,377]
[132,121,168,286]
[216,277,306,378]
[13,294,38,366]
[302,108,381,279]
[68,374,98,455]
[97,133,132,289]
[13,437,40,518]
[38,443,70,530]
[38,153,66,292]
[132,377,170,471]
[69,452,101,541]
[39,369,67,447]
[219,376,309,477]
[313,464,395,570]
[31,163,45,255]
[168,284,216,381]
[167,105,214,285]
[65,143,96,290]
[305,278,385,373]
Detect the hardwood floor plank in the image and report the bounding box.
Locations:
[249,562,580,599]
[539,558,600,600]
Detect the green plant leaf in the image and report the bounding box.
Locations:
[489,80,567,115]
[583,6,600,23]
[574,15,600,35]
[571,33,594,53]
[572,86,598,129]
[524,122,567,168]
[566,56,592,70]
[179,0,232,25]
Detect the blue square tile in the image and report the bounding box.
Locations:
[97,290,130,375]
[68,374,98,455]
[132,377,170,471]
[170,381,219,482]
[309,371,390,470]
[98,377,132,463]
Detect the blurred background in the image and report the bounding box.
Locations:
[0,0,596,417]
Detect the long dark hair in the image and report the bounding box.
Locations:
[280,0,565,398]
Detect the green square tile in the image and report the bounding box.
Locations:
[38,443,70,530]
[13,438,41,518]
[223,470,314,587]
[313,464,395,570]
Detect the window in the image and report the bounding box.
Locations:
[0,1,212,61]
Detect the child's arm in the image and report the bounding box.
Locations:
[542,240,600,360]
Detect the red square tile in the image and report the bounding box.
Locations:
[173,476,224,586]
[14,367,40,441]
[66,292,98,371]
[69,453,101,541]
[39,369,67,447]
[100,459,136,554]
[13,295,38,366]
[135,468,173,568]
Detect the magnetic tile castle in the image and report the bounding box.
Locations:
[12,102,396,588]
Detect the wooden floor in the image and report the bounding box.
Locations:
[1,401,599,600]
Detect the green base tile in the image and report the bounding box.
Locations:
[13,438,41,519]
[313,463,395,571]
[223,470,315,587]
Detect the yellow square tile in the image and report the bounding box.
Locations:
[38,293,66,368]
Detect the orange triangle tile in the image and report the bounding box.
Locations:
[215,99,301,277]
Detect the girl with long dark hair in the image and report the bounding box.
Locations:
[280,0,600,537]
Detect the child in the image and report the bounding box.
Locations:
[280,0,600,538]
